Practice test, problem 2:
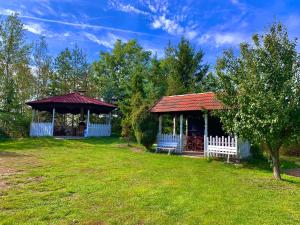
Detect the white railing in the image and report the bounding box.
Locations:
[30,122,53,137]
[158,133,181,143]
[86,123,111,137]
[207,136,238,157]
[206,136,251,159]
[157,133,186,153]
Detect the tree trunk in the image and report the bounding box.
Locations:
[269,148,281,180]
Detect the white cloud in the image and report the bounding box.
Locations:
[109,1,149,15]
[198,32,247,47]
[24,23,45,35]
[151,15,184,35]
[230,0,240,4]
[84,32,126,49]
[214,32,246,45]
[0,8,19,15]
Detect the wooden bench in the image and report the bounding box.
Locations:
[156,141,178,155]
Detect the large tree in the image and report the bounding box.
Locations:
[33,36,53,98]
[0,14,32,113]
[215,22,300,179]
[163,37,209,95]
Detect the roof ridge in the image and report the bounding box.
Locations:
[164,92,214,98]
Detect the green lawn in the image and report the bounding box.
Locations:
[0,138,299,225]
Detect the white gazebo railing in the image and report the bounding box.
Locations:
[156,134,186,153]
[86,123,111,137]
[206,136,250,161]
[30,122,53,136]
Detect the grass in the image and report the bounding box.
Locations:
[0,137,299,225]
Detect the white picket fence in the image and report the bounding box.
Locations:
[206,136,251,159]
[86,123,111,137]
[30,122,53,136]
[207,136,237,157]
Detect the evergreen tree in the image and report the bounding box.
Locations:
[164,37,209,95]
[33,36,53,98]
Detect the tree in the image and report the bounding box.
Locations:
[0,14,34,137]
[0,14,32,113]
[93,39,152,138]
[53,48,72,95]
[33,36,53,98]
[52,46,89,95]
[163,37,209,95]
[215,22,300,180]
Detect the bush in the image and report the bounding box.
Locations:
[132,104,158,149]
[0,112,31,138]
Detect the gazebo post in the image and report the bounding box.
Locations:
[52,108,55,136]
[173,116,176,135]
[185,117,188,136]
[86,109,90,137]
[204,112,208,156]
[158,114,162,136]
[179,114,183,152]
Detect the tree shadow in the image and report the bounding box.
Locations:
[242,156,300,182]
[0,137,66,151]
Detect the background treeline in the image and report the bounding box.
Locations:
[0,14,215,140]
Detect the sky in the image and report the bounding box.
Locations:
[0,0,300,66]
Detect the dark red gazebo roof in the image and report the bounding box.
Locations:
[26,92,117,114]
[150,92,223,113]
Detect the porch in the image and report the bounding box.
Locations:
[151,92,251,159]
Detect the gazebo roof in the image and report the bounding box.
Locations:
[150,92,222,113]
[26,92,117,114]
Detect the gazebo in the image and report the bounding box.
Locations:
[26,92,117,137]
[150,92,250,159]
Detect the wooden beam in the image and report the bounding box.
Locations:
[52,108,55,136]
[204,113,208,156]
[179,114,183,152]
[86,109,90,137]
[185,117,188,136]
[173,116,176,135]
[158,114,162,135]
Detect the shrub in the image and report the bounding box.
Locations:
[132,104,158,150]
[0,112,31,138]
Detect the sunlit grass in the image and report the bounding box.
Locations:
[0,137,299,225]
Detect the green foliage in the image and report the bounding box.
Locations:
[215,22,300,179]
[132,104,158,149]
[163,37,209,95]
[0,111,31,137]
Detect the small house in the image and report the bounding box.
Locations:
[150,92,251,160]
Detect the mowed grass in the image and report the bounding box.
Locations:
[0,138,299,225]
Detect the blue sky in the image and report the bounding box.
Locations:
[0,0,300,65]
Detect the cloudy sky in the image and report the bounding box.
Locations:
[0,0,300,65]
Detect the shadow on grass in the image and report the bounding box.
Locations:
[242,156,300,183]
[0,151,27,157]
[0,137,67,152]
[0,136,124,152]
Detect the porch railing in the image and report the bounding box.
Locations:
[157,133,185,153]
[206,136,251,159]
[86,123,111,137]
[30,122,53,136]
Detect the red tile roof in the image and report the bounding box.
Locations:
[26,92,116,108]
[150,92,222,113]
